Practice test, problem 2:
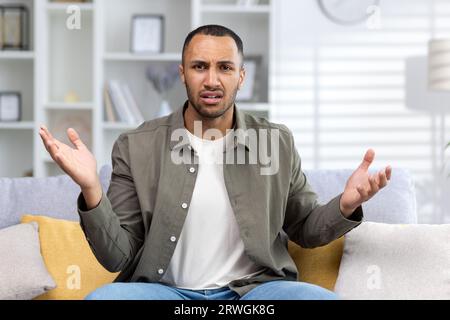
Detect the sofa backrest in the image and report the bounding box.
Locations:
[0,165,417,230]
[304,168,417,224]
[0,167,111,230]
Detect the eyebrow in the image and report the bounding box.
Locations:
[190,60,236,66]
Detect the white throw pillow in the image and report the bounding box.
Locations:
[334,222,450,300]
[0,222,56,300]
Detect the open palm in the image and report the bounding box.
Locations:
[39,126,98,190]
[340,149,392,216]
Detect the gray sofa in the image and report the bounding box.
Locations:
[0,166,419,300]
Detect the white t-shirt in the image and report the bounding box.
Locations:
[160,129,263,290]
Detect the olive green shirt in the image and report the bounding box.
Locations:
[77,102,363,297]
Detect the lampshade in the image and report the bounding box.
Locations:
[428,39,450,91]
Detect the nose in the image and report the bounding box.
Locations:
[205,68,220,88]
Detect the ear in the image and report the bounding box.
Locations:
[179,64,186,84]
[238,66,246,90]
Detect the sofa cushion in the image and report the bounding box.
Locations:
[0,165,112,230]
[0,222,56,300]
[21,215,119,300]
[334,222,450,299]
[288,237,344,291]
[304,168,417,224]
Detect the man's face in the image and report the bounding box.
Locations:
[180,34,245,119]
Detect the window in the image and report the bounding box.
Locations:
[272,0,450,223]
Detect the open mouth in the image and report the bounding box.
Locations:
[200,91,224,105]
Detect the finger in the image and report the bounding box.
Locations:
[386,165,392,180]
[39,128,48,147]
[358,149,375,171]
[39,126,51,145]
[47,140,62,161]
[369,175,379,195]
[39,126,58,148]
[373,171,380,185]
[67,128,85,150]
[40,125,56,141]
[39,126,62,156]
[378,169,388,188]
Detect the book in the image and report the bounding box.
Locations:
[103,86,117,122]
[108,80,135,124]
[122,84,145,124]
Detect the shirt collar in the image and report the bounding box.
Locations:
[169,101,251,152]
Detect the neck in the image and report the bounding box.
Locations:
[184,102,235,139]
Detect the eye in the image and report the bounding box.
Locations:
[193,64,206,71]
[221,65,232,71]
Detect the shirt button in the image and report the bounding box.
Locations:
[170,236,177,242]
[181,203,188,209]
[189,167,196,173]
[158,268,164,275]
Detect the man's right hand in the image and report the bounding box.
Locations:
[39,125,102,209]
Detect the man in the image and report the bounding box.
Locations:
[39,25,391,300]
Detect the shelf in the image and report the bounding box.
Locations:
[201,4,271,13]
[45,102,94,110]
[46,2,94,12]
[104,52,181,62]
[103,122,140,130]
[0,51,35,60]
[237,102,270,111]
[0,122,34,130]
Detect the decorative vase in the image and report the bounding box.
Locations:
[157,99,172,118]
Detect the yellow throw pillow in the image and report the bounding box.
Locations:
[21,215,119,300]
[287,237,344,291]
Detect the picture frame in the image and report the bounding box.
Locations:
[1,5,29,51]
[0,6,4,50]
[237,55,262,102]
[130,14,164,54]
[0,92,21,122]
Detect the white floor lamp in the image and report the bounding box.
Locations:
[428,39,450,223]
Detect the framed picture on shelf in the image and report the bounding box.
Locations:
[237,55,262,102]
[130,14,164,54]
[2,5,29,50]
[0,92,21,122]
[0,6,4,50]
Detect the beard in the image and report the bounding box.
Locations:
[185,83,238,119]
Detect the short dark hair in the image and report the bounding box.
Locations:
[182,24,244,67]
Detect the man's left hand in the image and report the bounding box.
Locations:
[340,149,392,218]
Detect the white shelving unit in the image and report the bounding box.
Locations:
[0,0,35,177]
[0,51,35,59]
[0,0,273,178]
